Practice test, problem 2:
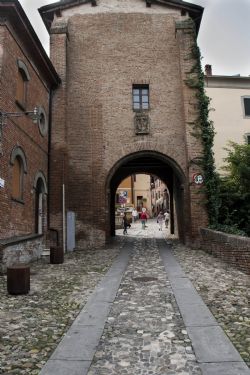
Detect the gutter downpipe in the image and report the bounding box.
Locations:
[62,154,66,253]
[47,88,54,232]
[62,182,66,253]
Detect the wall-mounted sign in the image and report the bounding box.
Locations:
[193,174,204,185]
[119,191,128,198]
[0,178,5,188]
[119,190,128,203]
[119,196,127,204]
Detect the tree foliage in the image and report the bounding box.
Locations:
[217,142,250,236]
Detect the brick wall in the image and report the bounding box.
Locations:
[49,3,207,249]
[0,24,50,239]
[200,228,250,274]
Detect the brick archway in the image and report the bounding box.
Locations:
[106,151,188,243]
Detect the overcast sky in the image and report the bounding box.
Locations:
[19,0,250,76]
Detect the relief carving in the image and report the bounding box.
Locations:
[134,112,150,135]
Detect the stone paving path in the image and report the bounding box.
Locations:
[0,245,121,374]
[0,219,249,374]
[88,236,201,375]
[173,242,250,368]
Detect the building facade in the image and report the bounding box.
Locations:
[150,176,169,217]
[40,0,208,248]
[0,1,60,265]
[205,65,250,172]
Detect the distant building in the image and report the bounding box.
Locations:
[150,176,169,216]
[116,174,152,216]
[0,0,60,267]
[205,64,250,172]
[116,176,134,206]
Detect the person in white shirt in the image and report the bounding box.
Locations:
[132,209,138,222]
[157,211,165,231]
[164,210,170,228]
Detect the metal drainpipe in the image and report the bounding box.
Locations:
[47,88,54,231]
[62,182,66,253]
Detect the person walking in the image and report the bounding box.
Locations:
[140,211,147,229]
[157,211,165,231]
[122,213,129,235]
[132,208,138,223]
[164,210,170,228]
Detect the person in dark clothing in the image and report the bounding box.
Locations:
[123,213,130,235]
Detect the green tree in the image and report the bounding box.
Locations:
[218,142,250,236]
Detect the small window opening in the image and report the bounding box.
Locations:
[133,84,149,110]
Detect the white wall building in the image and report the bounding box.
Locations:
[205,65,250,173]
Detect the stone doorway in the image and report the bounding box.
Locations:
[107,151,187,243]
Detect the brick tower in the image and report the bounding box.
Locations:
[40,0,208,250]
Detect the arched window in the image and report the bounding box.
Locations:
[33,172,47,234]
[16,59,30,109]
[10,146,27,202]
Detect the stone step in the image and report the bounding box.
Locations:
[42,248,50,256]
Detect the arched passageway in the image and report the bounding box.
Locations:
[107,151,187,243]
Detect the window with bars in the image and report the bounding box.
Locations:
[132,85,149,110]
[242,97,250,117]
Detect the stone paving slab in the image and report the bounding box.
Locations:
[177,302,218,327]
[50,326,104,361]
[187,325,244,363]
[170,282,204,306]
[200,362,250,375]
[39,359,91,375]
[72,301,112,327]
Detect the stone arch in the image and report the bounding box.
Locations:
[10,145,27,173]
[17,59,30,81]
[33,171,48,194]
[106,150,188,243]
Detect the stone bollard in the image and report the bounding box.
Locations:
[7,264,30,295]
[50,246,64,264]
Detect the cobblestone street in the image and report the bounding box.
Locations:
[173,243,250,368]
[0,245,121,374]
[88,236,201,375]
[0,220,249,374]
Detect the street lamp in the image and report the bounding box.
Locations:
[0,107,40,129]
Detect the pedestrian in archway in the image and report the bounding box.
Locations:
[140,210,147,229]
[164,210,170,228]
[157,211,164,231]
[132,208,138,222]
[123,213,129,235]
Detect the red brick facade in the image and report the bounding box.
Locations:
[0,2,59,242]
[40,0,208,249]
[200,229,250,275]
